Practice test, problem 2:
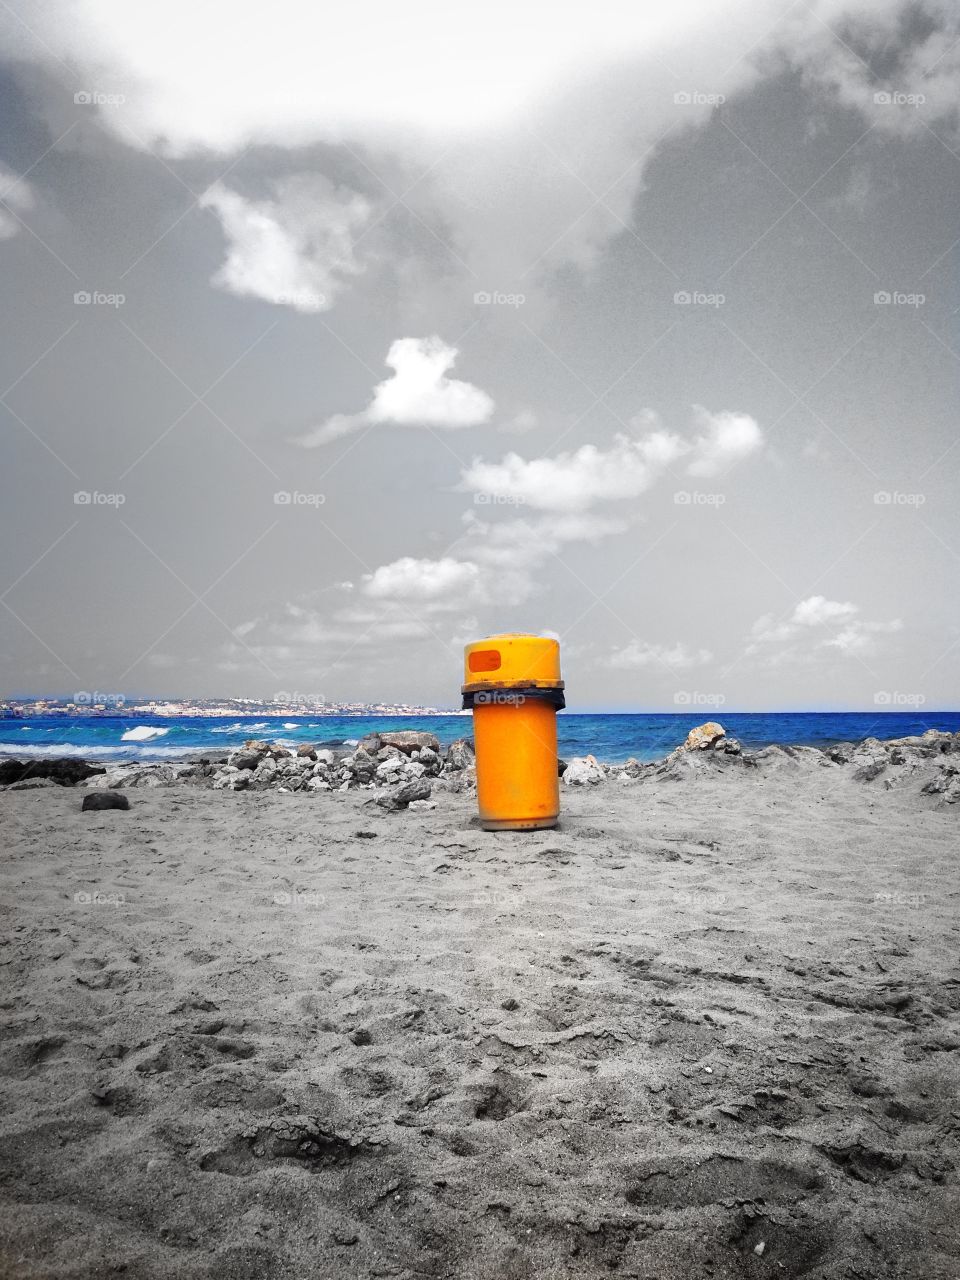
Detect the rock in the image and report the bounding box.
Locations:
[826,743,854,764]
[358,733,382,755]
[349,1028,373,1046]
[9,777,58,790]
[408,799,437,811]
[417,746,441,774]
[444,738,476,771]
[0,757,106,787]
[307,777,331,791]
[228,751,262,771]
[558,758,567,777]
[375,759,403,782]
[82,791,131,811]
[717,737,741,755]
[401,760,427,779]
[562,755,605,786]
[376,778,432,810]
[379,731,440,757]
[680,722,726,751]
[314,750,336,768]
[853,756,887,782]
[296,744,317,760]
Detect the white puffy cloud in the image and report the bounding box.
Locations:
[296,336,495,446]
[685,408,764,477]
[199,175,370,311]
[360,556,482,602]
[609,640,713,669]
[747,596,902,664]
[0,163,35,240]
[461,408,762,512]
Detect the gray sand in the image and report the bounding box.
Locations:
[1,761,958,1277]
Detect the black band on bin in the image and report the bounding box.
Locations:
[461,686,565,710]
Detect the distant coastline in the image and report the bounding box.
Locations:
[0,698,451,719]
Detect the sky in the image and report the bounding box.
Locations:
[0,0,958,711]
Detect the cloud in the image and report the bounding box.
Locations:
[609,640,713,669]
[461,408,762,512]
[685,407,764,477]
[199,174,371,311]
[361,556,482,602]
[296,336,495,446]
[0,164,35,240]
[747,596,902,663]
[780,1,960,141]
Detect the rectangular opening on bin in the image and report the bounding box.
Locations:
[468,648,501,673]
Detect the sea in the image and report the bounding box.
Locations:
[2,711,959,765]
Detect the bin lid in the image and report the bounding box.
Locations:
[462,633,562,691]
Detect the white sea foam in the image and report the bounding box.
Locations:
[121,725,169,742]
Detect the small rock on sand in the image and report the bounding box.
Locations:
[82,791,131,812]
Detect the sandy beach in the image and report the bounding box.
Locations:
[2,737,959,1279]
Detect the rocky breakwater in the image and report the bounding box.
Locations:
[560,721,960,808]
[90,731,481,811]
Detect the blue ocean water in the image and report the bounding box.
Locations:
[2,711,959,764]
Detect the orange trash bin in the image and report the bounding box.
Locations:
[461,633,564,830]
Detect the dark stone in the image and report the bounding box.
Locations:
[82,791,131,812]
[349,1028,373,1046]
[0,757,106,787]
[444,738,475,770]
[379,731,440,756]
[558,759,567,777]
[377,778,432,810]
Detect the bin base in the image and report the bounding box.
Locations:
[479,815,558,831]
